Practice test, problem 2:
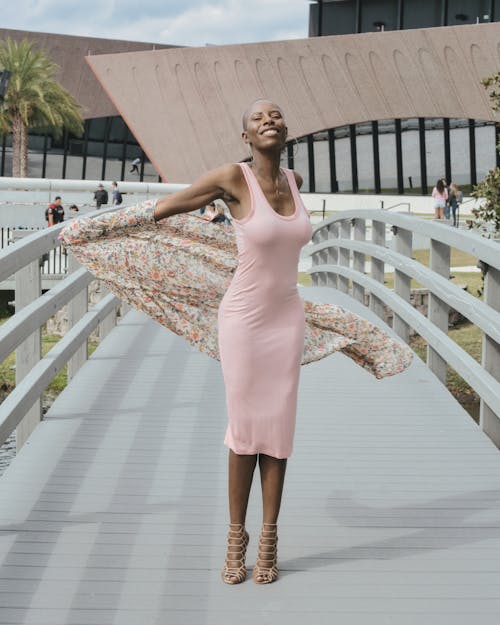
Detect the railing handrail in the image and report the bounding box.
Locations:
[312,209,500,271]
[0,188,189,449]
[0,267,93,361]
[307,237,500,345]
[0,176,187,195]
[0,292,120,446]
[0,204,127,283]
[309,209,500,448]
[309,263,500,418]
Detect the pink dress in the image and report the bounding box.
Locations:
[58,183,413,458]
[219,164,312,459]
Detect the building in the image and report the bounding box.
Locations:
[309,0,499,36]
[1,20,499,195]
[0,28,176,182]
[303,1,500,194]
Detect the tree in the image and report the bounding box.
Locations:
[0,37,83,178]
[471,72,500,231]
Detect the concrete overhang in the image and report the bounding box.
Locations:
[86,23,500,183]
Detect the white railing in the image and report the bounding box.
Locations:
[307,210,500,448]
[0,179,186,451]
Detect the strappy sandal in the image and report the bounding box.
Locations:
[253,523,278,584]
[221,523,249,584]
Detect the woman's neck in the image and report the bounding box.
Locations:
[249,151,281,181]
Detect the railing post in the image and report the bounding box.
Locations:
[99,285,118,339]
[480,265,500,447]
[393,226,412,343]
[338,220,350,294]
[352,218,366,303]
[13,231,41,450]
[67,254,88,381]
[311,229,321,286]
[326,222,339,288]
[370,220,386,320]
[312,227,330,286]
[427,239,451,384]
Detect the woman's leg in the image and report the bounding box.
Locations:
[228,450,257,524]
[222,450,257,584]
[434,205,440,219]
[259,453,287,523]
[253,453,287,583]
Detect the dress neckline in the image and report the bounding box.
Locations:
[243,163,298,220]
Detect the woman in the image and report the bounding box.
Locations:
[431,179,448,220]
[449,182,462,227]
[152,99,311,585]
[59,99,412,586]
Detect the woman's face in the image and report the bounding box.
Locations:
[242,100,287,152]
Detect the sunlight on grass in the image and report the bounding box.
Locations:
[298,272,312,286]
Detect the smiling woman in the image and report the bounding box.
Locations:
[59,98,412,587]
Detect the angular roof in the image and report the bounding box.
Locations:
[0,28,177,118]
[87,22,500,183]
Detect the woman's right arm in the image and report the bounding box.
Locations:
[153,164,239,222]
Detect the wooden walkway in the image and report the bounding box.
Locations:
[1,286,500,625]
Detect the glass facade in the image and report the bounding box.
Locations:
[305,3,498,195]
[0,116,161,183]
[309,0,496,35]
[287,118,496,194]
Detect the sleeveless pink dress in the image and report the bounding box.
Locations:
[218,163,313,459]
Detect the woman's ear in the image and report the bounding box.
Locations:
[241,130,249,144]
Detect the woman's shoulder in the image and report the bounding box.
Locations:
[205,162,246,183]
[281,167,303,190]
[292,170,303,189]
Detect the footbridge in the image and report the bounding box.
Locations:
[1,185,500,624]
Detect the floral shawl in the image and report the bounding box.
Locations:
[59,202,413,379]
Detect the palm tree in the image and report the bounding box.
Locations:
[0,37,84,177]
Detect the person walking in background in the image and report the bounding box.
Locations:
[93,184,108,209]
[111,182,123,206]
[431,179,448,220]
[442,178,452,220]
[211,204,232,225]
[204,202,217,221]
[449,182,463,227]
[130,157,141,174]
[46,196,64,226]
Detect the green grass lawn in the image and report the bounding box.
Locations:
[412,248,478,268]
[298,272,312,287]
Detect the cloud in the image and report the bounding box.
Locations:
[0,0,309,47]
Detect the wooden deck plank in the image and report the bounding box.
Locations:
[0,286,500,624]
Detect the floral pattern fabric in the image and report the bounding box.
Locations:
[59,201,413,379]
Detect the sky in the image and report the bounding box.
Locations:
[1,1,311,47]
